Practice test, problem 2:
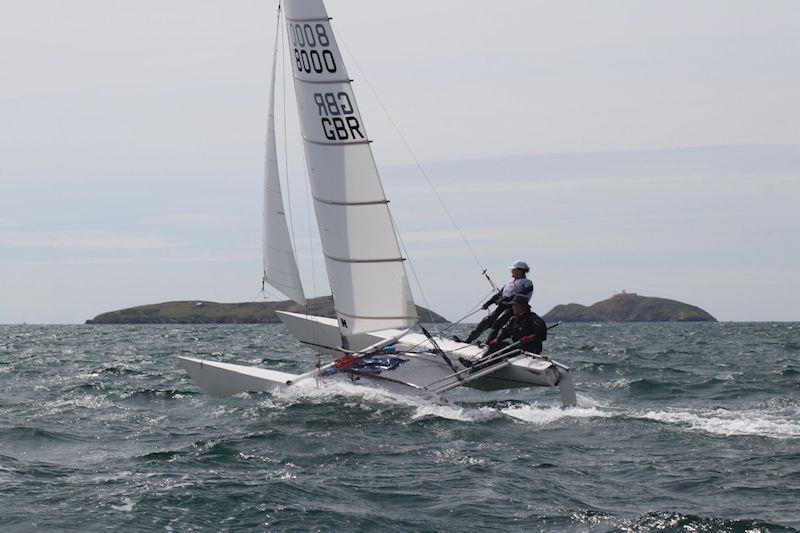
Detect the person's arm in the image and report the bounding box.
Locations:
[519,333,537,351]
[482,290,502,309]
[490,319,513,345]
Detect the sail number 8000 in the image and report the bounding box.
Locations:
[290,23,337,75]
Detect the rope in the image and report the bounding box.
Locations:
[400,291,492,353]
[332,27,498,332]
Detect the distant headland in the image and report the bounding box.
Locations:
[85,296,447,325]
[542,292,716,323]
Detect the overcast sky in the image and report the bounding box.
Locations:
[1,0,799,323]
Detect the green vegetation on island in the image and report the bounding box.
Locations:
[86,296,448,325]
[542,292,716,323]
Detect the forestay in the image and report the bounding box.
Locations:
[263,7,306,306]
[284,0,416,335]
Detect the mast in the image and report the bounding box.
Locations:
[263,3,306,306]
[283,0,417,335]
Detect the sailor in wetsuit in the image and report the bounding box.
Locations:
[455,260,534,344]
[459,294,547,369]
[490,294,547,354]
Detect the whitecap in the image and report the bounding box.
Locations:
[575,394,610,408]
[411,404,500,423]
[110,498,136,512]
[267,379,503,423]
[636,408,800,439]
[609,378,631,389]
[269,378,429,409]
[430,448,487,465]
[502,404,613,424]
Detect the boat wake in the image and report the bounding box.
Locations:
[501,404,612,424]
[634,407,800,439]
[215,382,800,440]
[503,399,800,439]
[260,380,501,422]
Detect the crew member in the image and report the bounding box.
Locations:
[459,294,547,368]
[455,260,533,344]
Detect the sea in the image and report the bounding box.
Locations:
[1,322,798,532]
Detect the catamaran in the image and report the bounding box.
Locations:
[178,0,577,406]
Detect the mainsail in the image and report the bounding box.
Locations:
[263,7,306,306]
[284,0,416,335]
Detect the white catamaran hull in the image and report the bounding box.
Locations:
[179,311,577,406]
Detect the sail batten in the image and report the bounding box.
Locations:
[284,0,416,335]
[325,256,405,264]
[336,310,420,321]
[263,6,306,306]
[295,77,353,84]
[313,197,388,206]
[303,137,372,146]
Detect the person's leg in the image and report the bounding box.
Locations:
[486,308,512,343]
[461,306,503,343]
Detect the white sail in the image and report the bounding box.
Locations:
[263,6,306,306]
[284,0,416,335]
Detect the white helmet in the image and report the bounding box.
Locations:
[509,260,530,271]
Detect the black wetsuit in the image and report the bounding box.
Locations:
[492,310,547,354]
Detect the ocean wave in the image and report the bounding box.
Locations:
[117,388,196,400]
[32,394,115,417]
[501,404,613,424]
[635,408,800,439]
[267,380,503,423]
[572,359,621,372]
[139,450,185,462]
[572,510,794,532]
[429,448,488,466]
[99,366,140,376]
[627,378,686,396]
[110,497,136,513]
[411,404,500,423]
[268,379,429,408]
[0,426,88,443]
[486,399,800,440]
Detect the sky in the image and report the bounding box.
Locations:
[1,0,799,323]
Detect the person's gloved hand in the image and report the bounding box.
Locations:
[489,339,499,346]
[521,335,535,344]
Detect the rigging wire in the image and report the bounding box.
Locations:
[400,291,493,353]
[335,34,489,279]
[334,30,495,334]
[324,24,438,334]
[391,211,441,335]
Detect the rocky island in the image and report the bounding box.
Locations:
[86,296,447,325]
[542,292,716,323]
